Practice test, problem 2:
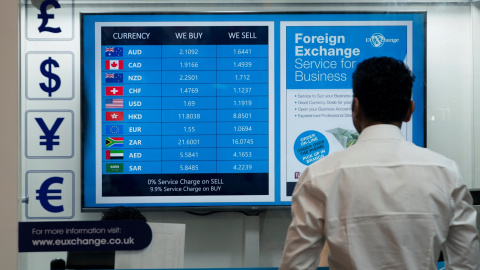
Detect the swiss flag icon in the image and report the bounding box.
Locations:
[105,60,123,70]
[106,86,123,96]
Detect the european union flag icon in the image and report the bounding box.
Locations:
[105,73,123,83]
[105,47,123,57]
[106,125,123,134]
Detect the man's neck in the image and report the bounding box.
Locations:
[359,121,402,133]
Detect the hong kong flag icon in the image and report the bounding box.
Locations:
[105,60,123,70]
[106,112,124,121]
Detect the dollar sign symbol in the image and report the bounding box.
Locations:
[37,0,62,33]
[39,57,61,97]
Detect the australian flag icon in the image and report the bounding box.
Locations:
[105,73,123,83]
[105,47,123,57]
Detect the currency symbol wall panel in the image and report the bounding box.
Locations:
[25,110,74,158]
[21,0,78,223]
[25,0,74,40]
[26,52,74,100]
[25,170,74,219]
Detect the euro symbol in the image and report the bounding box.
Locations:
[36,176,64,213]
[39,57,61,97]
[37,0,62,33]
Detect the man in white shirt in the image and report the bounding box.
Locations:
[280,57,480,270]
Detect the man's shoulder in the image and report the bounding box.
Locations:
[308,139,458,173]
[402,142,458,168]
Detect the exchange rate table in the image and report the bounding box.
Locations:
[99,25,271,200]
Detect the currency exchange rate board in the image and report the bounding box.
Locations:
[86,23,275,207]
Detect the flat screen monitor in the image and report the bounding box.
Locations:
[82,12,426,211]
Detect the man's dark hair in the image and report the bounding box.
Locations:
[352,57,415,123]
[101,206,147,222]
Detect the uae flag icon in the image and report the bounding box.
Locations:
[106,150,124,160]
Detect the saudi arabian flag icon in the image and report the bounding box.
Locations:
[106,163,123,173]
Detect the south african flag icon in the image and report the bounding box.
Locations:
[106,137,123,147]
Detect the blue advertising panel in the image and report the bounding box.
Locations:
[82,13,425,210]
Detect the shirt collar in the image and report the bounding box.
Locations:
[357,124,406,143]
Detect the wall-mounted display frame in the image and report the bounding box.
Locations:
[82,12,426,211]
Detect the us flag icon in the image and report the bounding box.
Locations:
[105,60,123,70]
[105,99,123,109]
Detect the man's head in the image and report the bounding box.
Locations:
[351,57,415,132]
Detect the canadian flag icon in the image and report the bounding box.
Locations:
[105,60,123,70]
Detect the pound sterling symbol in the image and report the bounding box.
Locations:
[39,57,61,97]
[36,176,64,213]
[35,117,64,150]
[37,0,62,33]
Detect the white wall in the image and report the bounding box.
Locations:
[425,6,474,187]
[474,2,480,188]
[12,2,480,270]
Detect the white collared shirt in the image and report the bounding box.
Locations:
[280,124,480,270]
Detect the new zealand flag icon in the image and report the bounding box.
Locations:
[105,73,123,83]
